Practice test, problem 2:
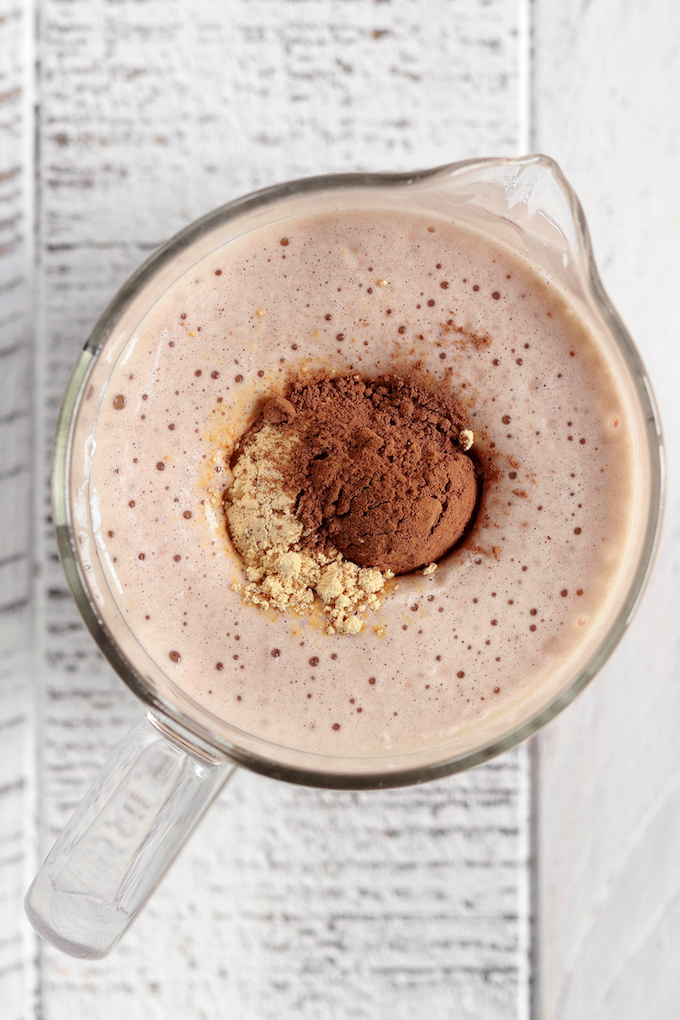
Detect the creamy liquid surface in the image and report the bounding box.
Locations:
[88,208,635,757]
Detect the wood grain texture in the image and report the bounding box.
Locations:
[26,1,532,1018]
[0,1,35,1018]
[41,760,530,1020]
[533,1,680,1017]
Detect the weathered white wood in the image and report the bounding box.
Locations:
[9,0,678,1015]
[0,1,35,1018]
[39,761,530,1020]
[22,1,533,1017]
[534,1,680,1017]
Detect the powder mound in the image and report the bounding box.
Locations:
[223,421,393,634]
[285,374,478,574]
[223,373,478,634]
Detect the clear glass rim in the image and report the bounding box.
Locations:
[51,154,665,790]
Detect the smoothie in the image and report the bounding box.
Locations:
[87,207,636,757]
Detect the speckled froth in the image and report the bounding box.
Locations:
[88,207,636,757]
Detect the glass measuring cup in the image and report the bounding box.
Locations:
[25,155,663,958]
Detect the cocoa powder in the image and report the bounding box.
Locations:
[270,374,479,574]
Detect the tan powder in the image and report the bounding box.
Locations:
[224,423,393,634]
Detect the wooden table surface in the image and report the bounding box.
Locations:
[1,2,678,1018]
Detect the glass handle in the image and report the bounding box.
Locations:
[25,714,234,959]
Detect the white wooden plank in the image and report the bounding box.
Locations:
[42,759,530,1020]
[32,2,531,1017]
[0,1,35,1018]
[533,1,680,1017]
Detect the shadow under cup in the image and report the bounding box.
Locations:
[53,156,663,790]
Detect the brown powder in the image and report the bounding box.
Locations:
[281,374,478,574]
[439,318,492,350]
[223,373,479,633]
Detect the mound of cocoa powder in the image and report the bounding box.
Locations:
[256,374,479,575]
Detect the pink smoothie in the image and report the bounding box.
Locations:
[87,207,637,757]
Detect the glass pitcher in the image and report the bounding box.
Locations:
[25,155,663,959]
